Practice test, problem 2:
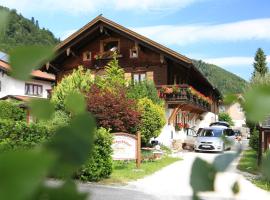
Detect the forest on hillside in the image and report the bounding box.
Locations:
[0,6,59,53]
[193,60,247,95]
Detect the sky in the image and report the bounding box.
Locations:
[1,0,270,81]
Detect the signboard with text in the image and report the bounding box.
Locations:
[112,133,137,160]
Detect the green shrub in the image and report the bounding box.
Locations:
[249,129,259,152]
[51,66,94,110]
[76,128,113,181]
[127,80,164,105]
[137,98,166,145]
[0,119,52,151]
[39,110,70,130]
[0,100,26,121]
[218,112,234,126]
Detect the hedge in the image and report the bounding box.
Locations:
[0,120,113,181]
[0,100,26,121]
[75,127,113,181]
[0,119,52,151]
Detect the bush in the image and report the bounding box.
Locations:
[218,112,234,126]
[127,80,163,105]
[137,98,166,145]
[87,85,141,134]
[0,100,26,121]
[249,128,259,152]
[0,119,52,151]
[51,66,94,110]
[76,128,113,181]
[39,110,70,130]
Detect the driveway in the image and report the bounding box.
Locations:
[128,141,270,200]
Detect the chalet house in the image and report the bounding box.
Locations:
[0,53,55,123]
[43,15,221,147]
[0,53,55,100]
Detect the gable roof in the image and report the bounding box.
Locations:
[0,59,55,82]
[57,15,192,64]
[53,15,221,97]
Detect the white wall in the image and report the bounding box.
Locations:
[156,106,218,147]
[0,72,52,99]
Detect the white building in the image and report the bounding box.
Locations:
[0,53,55,100]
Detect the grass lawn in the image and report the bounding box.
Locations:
[100,156,181,185]
[237,149,270,191]
[237,149,260,175]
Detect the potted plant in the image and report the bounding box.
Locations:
[175,122,184,131]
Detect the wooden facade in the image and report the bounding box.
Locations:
[44,15,221,118]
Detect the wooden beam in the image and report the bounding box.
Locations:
[168,104,183,125]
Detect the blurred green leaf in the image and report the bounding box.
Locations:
[243,85,270,122]
[0,150,54,200]
[213,153,238,172]
[9,46,54,81]
[261,151,270,181]
[0,10,9,37]
[29,99,55,120]
[232,181,240,195]
[34,181,88,200]
[223,94,238,105]
[47,112,96,176]
[220,135,233,147]
[65,92,86,115]
[190,157,216,192]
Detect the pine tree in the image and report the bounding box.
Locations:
[35,20,39,28]
[31,17,35,24]
[252,48,268,79]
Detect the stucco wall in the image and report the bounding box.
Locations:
[0,72,52,98]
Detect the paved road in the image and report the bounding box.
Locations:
[77,140,270,200]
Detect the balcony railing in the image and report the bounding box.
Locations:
[156,84,212,111]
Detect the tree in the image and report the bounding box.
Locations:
[51,66,94,110]
[31,17,35,24]
[95,52,126,91]
[127,80,164,105]
[252,48,268,79]
[87,85,140,134]
[218,112,234,126]
[35,20,39,28]
[137,98,166,145]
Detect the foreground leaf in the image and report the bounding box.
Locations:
[47,112,96,176]
[65,92,86,115]
[213,152,239,172]
[232,181,240,195]
[243,85,270,122]
[0,150,54,200]
[9,46,54,81]
[29,99,55,120]
[261,151,270,181]
[190,157,216,193]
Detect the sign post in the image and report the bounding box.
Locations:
[136,131,141,168]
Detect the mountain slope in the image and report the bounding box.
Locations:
[193,59,247,95]
[0,6,59,53]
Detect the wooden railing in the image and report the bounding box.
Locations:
[156,84,212,111]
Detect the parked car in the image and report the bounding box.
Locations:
[194,126,235,152]
[210,121,230,127]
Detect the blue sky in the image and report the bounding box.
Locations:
[1,0,270,80]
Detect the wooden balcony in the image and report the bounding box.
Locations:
[157,84,212,113]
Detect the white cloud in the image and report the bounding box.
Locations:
[202,56,270,67]
[132,18,270,45]
[60,29,77,40]
[0,0,203,14]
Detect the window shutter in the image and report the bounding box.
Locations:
[124,73,132,81]
[146,71,154,81]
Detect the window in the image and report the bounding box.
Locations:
[133,73,146,83]
[25,83,43,96]
[130,48,138,58]
[101,39,120,53]
[83,51,91,61]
